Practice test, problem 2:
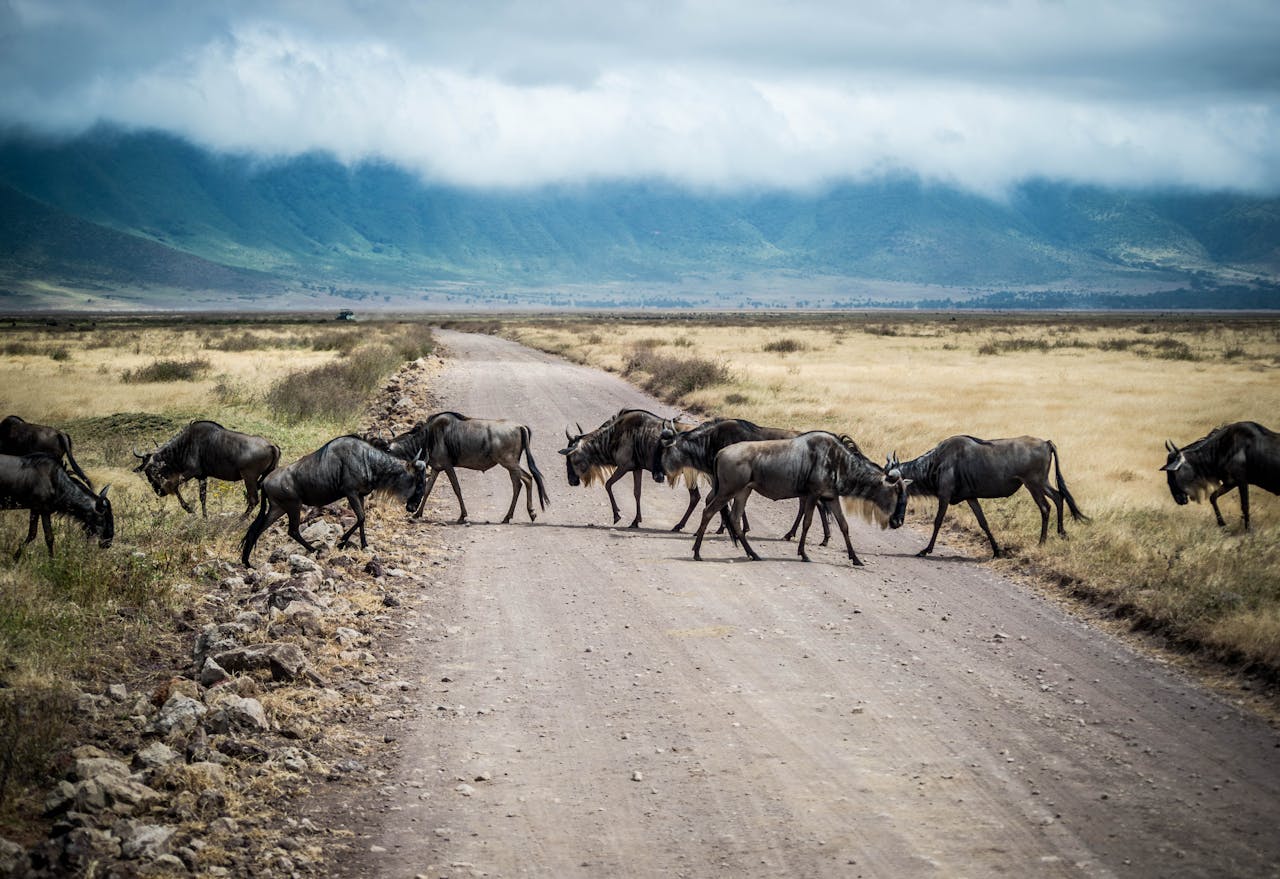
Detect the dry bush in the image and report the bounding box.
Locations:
[623,347,733,400]
[762,337,806,353]
[266,345,401,422]
[121,357,212,383]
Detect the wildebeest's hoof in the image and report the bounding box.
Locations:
[850,558,865,567]
[915,548,931,558]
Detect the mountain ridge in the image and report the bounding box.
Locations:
[0,127,1276,309]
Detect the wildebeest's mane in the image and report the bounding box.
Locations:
[897,445,944,497]
[429,411,471,423]
[1180,422,1271,480]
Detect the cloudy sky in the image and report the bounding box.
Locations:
[2,0,1278,194]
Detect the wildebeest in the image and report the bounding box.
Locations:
[384,412,549,523]
[1161,421,1280,529]
[691,432,909,565]
[0,453,112,559]
[134,420,280,517]
[560,409,693,528]
[895,435,1087,558]
[0,414,93,488]
[653,417,832,542]
[240,436,427,565]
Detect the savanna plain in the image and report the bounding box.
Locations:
[1,311,1278,865]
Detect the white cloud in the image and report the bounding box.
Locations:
[1,1,1278,193]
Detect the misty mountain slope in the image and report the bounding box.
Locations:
[0,128,1276,294]
[0,182,277,293]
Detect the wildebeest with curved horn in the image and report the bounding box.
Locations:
[895,435,1087,558]
[240,436,427,565]
[0,453,113,559]
[560,409,693,529]
[384,412,549,524]
[653,416,832,543]
[133,420,280,518]
[0,414,94,488]
[691,431,909,565]
[1161,421,1280,530]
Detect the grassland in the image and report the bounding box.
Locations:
[493,313,1280,679]
[0,316,432,819]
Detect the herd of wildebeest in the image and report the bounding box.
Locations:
[0,408,1277,567]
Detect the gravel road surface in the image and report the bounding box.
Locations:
[350,329,1280,878]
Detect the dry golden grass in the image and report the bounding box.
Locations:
[0,316,433,820]
[505,314,1280,675]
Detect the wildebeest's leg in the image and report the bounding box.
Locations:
[1043,484,1067,537]
[1208,482,1237,528]
[828,500,863,566]
[413,468,443,519]
[602,468,627,524]
[40,512,54,556]
[728,489,760,561]
[240,502,287,566]
[1238,482,1250,530]
[796,496,818,562]
[783,502,804,541]
[285,506,319,553]
[918,499,950,557]
[692,492,736,561]
[172,483,195,515]
[672,484,701,532]
[241,475,257,519]
[966,500,1002,557]
[1025,483,1052,544]
[337,494,367,548]
[442,467,468,523]
[501,466,524,524]
[715,502,749,537]
[628,469,645,528]
[818,502,831,546]
[14,512,40,559]
[517,466,537,522]
[199,478,209,518]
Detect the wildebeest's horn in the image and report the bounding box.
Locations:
[576,423,584,436]
[132,449,146,459]
[565,428,574,442]
[1165,439,1178,454]
[99,484,111,498]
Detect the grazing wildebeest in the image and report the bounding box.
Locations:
[0,453,112,559]
[653,417,832,542]
[1161,421,1280,529]
[134,420,280,518]
[384,412,549,524]
[691,432,909,565]
[0,414,93,488]
[895,435,1087,558]
[560,409,693,528]
[240,436,427,565]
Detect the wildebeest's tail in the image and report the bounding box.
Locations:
[521,426,550,510]
[59,433,93,490]
[264,444,281,478]
[240,488,272,566]
[1048,441,1089,522]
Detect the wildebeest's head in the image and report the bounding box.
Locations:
[404,455,428,513]
[651,421,690,484]
[886,468,909,529]
[133,450,179,498]
[1160,439,1211,506]
[559,426,586,487]
[84,484,114,547]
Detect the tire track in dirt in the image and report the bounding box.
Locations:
[330,329,1280,879]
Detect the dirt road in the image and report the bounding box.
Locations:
[346,329,1280,878]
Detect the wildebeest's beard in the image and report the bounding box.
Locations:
[889,480,908,528]
[405,462,428,512]
[559,433,584,486]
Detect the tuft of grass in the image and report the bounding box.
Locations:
[121,357,211,383]
[48,347,70,362]
[307,330,360,354]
